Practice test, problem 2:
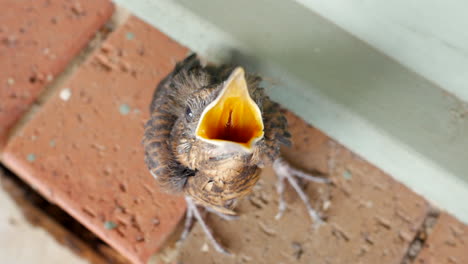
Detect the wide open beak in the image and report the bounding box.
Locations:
[196,67,264,152]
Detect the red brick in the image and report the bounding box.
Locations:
[0,0,114,150]
[2,16,188,264]
[414,213,468,264]
[179,112,431,263]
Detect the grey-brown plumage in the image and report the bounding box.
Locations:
[143,54,290,214]
[143,54,329,254]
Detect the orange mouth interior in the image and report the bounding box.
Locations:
[196,68,264,149]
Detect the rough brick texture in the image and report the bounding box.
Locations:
[2,16,188,264]
[0,0,114,150]
[415,213,468,264]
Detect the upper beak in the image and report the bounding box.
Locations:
[196,67,264,151]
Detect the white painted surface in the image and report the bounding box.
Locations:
[113,0,468,224]
[0,188,88,264]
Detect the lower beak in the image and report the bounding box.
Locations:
[196,67,264,151]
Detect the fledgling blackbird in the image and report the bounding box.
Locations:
[143,54,329,254]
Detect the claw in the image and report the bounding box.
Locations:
[182,196,232,255]
[273,157,329,226]
[205,206,240,221]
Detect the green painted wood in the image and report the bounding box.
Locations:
[297,0,468,102]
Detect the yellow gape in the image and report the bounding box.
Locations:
[196,67,264,150]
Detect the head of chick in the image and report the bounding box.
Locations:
[171,67,268,214]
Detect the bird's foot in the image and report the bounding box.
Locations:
[205,206,239,221]
[273,157,330,228]
[180,196,231,255]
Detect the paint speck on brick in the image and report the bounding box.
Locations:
[119,103,131,115]
[152,217,160,226]
[343,170,352,180]
[27,153,36,162]
[104,221,117,230]
[7,78,15,86]
[126,32,135,40]
[60,88,72,101]
[201,243,209,252]
[49,139,56,147]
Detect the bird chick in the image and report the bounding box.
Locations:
[143,54,329,254]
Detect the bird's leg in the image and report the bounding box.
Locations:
[179,201,194,242]
[275,169,287,220]
[273,157,330,227]
[183,196,231,255]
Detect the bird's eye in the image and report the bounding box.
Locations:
[185,106,193,121]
